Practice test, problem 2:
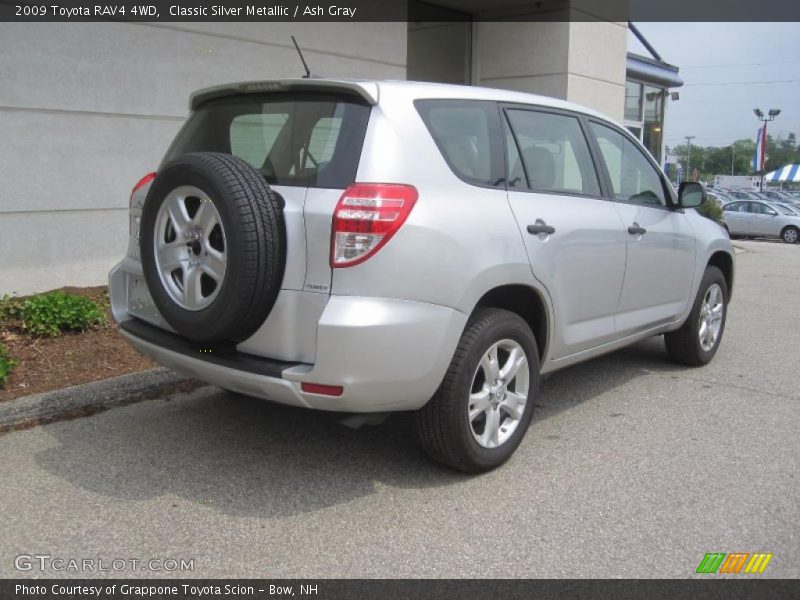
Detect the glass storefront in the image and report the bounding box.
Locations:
[624,79,666,164]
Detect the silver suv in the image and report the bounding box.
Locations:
[110,79,734,473]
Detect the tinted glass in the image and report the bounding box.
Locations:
[625,80,642,121]
[162,93,370,189]
[505,110,600,196]
[750,202,774,215]
[590,122,666,206]
[416,100,497,186]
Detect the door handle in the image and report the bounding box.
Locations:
[527,223,556,235]
[627,223,647,235]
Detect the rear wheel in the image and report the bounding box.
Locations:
[782,226,799,244]
[415,308,539,473]
[664,266,728,366]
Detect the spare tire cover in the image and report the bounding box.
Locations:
[139,152,286,343]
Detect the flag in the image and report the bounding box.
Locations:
[752,127,766,173]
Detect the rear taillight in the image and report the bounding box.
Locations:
[330,183,418,267]
[130,172,156,205]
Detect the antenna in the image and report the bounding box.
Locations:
[291,36,312,79]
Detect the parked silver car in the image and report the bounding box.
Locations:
[722,199,800,243]
[110,79,734,472]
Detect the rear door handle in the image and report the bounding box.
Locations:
[527,223,556,235]
[627,223,647,235]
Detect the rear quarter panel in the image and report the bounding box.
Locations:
[331,88,546,320]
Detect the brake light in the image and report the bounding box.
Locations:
[130,172,156,205]
[330,183,418,267]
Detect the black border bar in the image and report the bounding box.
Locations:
[3,579,800,600]
[2,0,800,22]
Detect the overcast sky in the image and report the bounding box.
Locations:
[630,22,800,149]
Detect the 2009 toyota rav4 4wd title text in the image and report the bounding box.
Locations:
[110,79,733,473]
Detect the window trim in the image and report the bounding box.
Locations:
[499,103,610,201]
[585,117,678,212]
[414,99,506,190]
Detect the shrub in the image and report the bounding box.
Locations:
[0,294,23,323]
[0,343,14,387]
[696,200,724,224]
[18,291,107,337]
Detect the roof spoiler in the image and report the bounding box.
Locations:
[189,79,379,110]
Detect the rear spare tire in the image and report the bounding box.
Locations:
[139,152,285,342]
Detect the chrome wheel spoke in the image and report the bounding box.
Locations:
[193,200,217,235]
[500,391,526,420]
[469,389,491,422]
[202,249,226,282]
[710,303,723,322]
[157,243,186,271]
[481,407,501,448]
[480,345,500,381]
[499,347,526,381]
[183,266,202,306]
[166,195,191,235]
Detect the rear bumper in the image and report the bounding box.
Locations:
[116,292,466,413]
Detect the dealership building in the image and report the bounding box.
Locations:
[0,2,682,295]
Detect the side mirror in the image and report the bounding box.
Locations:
[679,181,706,208]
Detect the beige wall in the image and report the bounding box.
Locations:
[476,20,627,122]
[0,22,406,295]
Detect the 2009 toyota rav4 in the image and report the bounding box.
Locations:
[110,79,734,473]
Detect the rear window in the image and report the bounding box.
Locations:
[162,93,370,189]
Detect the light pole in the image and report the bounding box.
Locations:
[685,135,695,181]
[731,145,735,175]
[754,108,781,189]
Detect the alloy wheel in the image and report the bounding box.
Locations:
[698,283,724,352]
[468,339,529,449]
[154,185,227,311]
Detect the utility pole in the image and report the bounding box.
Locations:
[731,145,735,175]
[685,136,695,181]
[754,108,781,190]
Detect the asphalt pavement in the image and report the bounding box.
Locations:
[0,240,798,579]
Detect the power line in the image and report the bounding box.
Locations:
[681,60,800,69]
[684,79,800,87]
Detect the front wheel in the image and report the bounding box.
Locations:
[664,266,728,366]
[782,226,799,244]
[415,308,539,473]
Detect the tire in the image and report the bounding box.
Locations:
[664,266,728,367]
[781,226,799,244]
[415,308,539,473]
[140,152,286,343]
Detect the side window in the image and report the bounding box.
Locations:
[751,202,775,215]
[415,100,499,186]
[590,122,667,207]
[724,202,744,212]
[505,109,600,196]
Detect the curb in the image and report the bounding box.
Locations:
[0,368,203,434]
